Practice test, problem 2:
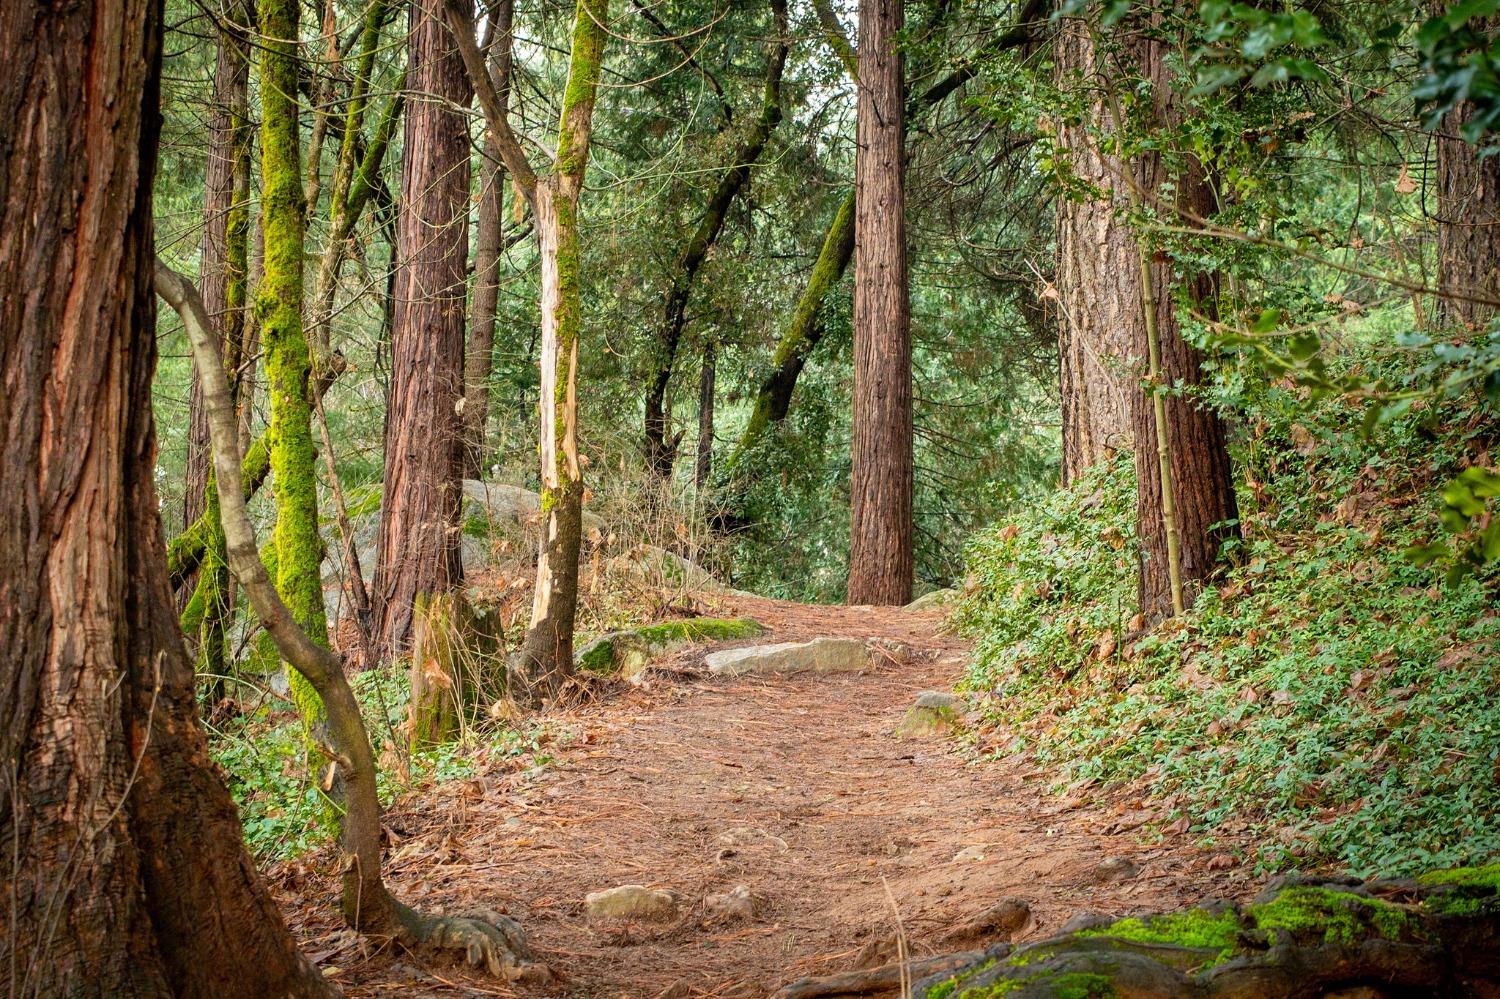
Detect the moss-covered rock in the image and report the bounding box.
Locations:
[575,617,763,680]
[907,870,1500,998]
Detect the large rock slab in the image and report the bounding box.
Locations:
[576,617,764,681]
[704,637,871,676]
[905,587,958,611]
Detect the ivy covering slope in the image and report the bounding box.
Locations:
[955,375,1500,877]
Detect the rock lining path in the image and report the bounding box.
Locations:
[275,595,1255,996]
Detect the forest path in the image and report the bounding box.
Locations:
[281,595,1246,997]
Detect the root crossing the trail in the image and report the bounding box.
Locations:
[274,597,1255,996]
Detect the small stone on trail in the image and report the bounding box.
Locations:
[704,638,871,676]
[705,884,761,924]
[942,897,1033,944]
[952,844,988,863]
[1092,856,1140,883]
[896,690,965,738]
[584,884,679,923]
[655,980,692,999]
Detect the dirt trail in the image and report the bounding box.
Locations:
[277,596,1254,997]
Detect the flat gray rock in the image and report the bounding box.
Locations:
[584,884,679,923]
[704,638,871,676]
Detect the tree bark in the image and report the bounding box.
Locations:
[641,0,789,479]
[184,6,253,532]
[0,2,330,992]
[1435,50,1500,331]
[373,0,473,658]
[463,0,515,479]
[1119,18,1238,621]
[445,0,609,705]
[1053,16,1135,486]
[695,340,717,488]
[848,0,914,606]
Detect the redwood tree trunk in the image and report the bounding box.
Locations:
[0,1,328,993]
[184,12,251,532]
[1053,16,1134,486]
[1435,69,1500,330]
[1124,20,1238,621]
[374,0,473,656]
[848,0,914,606]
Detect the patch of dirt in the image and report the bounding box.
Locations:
[274,596,1262,996]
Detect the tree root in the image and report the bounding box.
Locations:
[774,870,1500,998]
[395,903,551,984]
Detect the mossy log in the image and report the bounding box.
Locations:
[773,870,1500,999]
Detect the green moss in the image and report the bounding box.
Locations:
[1078,908,1242,965]
[1418,862,1500,916]
[578,637,617,674]
[1417,862,1500,889]
[258,0,326,726]
[1250,886,1418,947]
[554,0,608,180]
[634,617,763,644]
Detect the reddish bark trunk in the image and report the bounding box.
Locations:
[848,0,914,606]
[1053,17,1135,486]
[1125,20,1238,621]
[0,1,327,993]
[374,0,474,656]
[1435,81,1500,330]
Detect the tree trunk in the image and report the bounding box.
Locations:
[695,340,717,488]
[1435,63,1500,331]
[259,0,331,720]
[463,0,514,479]
[642,0,789,480]
[373,0,473,659]
[1053,16,1135,486]
[848,0,914,606]
[184,10,252,532]
[0,2,330,992]
[1122,19,1238,621]
[513,181,589,703]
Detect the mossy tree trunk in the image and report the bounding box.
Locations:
[372,0,472,663]
[259,0,330,722]
[641,0,789,480]
[0,2,331,989]
[446,0,609,707]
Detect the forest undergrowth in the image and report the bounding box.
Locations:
[956,347,1500,879]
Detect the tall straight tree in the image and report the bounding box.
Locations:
[373,0,474,658]
[463,0,515,478]
[1092,11,1242,618]
[848,0,915,605]
[447,0,609,705]
[0,0,331,991]
[1053,14,1134,485]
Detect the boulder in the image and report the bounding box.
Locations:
[905,587,958,612]
[584,884,679,924]
[704,638,871,676]
[576,617,764,680]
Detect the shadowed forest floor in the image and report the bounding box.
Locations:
[272,597,1262,996]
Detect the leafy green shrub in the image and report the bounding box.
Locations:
[957,392,1500,877]
[211,668,545,860]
